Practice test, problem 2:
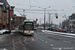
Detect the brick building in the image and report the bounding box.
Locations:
[0,3,7,30]
[33,20,37,24]
[62,19,69,26]
[13,15,26,29]
[0,3,3,30]
[2,10,7,29]
[0,0,14,30]
[69,13,75,27]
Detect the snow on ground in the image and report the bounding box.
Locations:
[42,30,75,36]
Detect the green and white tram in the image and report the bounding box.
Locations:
[21,20,34,35]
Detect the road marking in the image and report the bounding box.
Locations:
[13,48,15,50]
[36,36,38,38]
[52,47,62,50]
[37,37,39,39]
[50,44,54,46]
[47,33,75,38]
[3,48,7,50]
[40,39,41,40]
[18,38,26,50]
[63,40,71,43]
[23,47,26,50]
[21,43,26,50]
[42,40,44,41]
[45,41,48,43]
[59,48,62,50]
[12,39,15,50]
[22,44,24,46]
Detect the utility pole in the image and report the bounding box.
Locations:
[38,6,51,30]
[49,13,50,27]
[23,9,25,20]
[40,17,41,25]
[44,8,46,30]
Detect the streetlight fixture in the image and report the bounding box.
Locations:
[39,6,51,30]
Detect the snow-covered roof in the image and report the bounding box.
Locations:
[0,0,9,5]
[24,20,33,22]
[0,2,3,5]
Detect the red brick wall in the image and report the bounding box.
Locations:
[33,20,37,24]
[9,10,13,30]
[5,8,9,29]
[0,23,2,30]
[16,17,25,25]
[2,11,6,25]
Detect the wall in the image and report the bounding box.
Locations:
[0,5,2,30]
[9,10,13,30]
[16,17,25,25]
[2,11,7,29]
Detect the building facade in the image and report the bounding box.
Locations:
[62,19,69,26]
[0,4,3,30]
[69,13,75,27]
[13,16,26,29]
[2,10,7,29]
[0,0,14,30]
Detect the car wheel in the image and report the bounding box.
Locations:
[3,32,4,35]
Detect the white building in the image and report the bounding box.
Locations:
[69,13,75,27]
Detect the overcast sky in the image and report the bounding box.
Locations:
[7,0,75,25]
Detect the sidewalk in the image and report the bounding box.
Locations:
[11,30,16,33]
[11,30,23,33]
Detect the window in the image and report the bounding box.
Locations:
[70,16,75,19]
[20,18,21,20]
[13,22,15,24]
[23,18,25,20]
[13,17,15,20]
[73,21,75,24]
[4,16,5,21]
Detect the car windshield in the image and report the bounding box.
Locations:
[0,0,75,50]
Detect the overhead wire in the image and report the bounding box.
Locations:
[14,10,48,14]
[14,8,57,11]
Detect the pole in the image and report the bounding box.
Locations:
[44,8,46,30]
[38,6,51,30]
[40,17,41,25]
[23,9,25,20]
[49,13,50,27]
[15,15,16,25]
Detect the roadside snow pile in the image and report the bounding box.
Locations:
[42,30,75,36]
[41,30,47,32]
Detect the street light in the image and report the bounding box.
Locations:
[39,6,51,30]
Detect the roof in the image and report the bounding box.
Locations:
[0,0,9,5]
[24,20,33,22]
[0,3,3,5]
[16,16,25,17]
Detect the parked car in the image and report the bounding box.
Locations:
[0,28,11,34]
[47,27,51,30]
[0,30,5,35]
[50,27,55,31]
[62,28,67,33]
[3,28,11,34]
[66,29,72,33]
[56,28,62,32]
[71,29,75,33]
[38,26,44,30]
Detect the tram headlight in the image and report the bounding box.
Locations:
[24,31,27,33]
[31,31,34,33]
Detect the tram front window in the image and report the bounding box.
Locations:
[24,23,34,30]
